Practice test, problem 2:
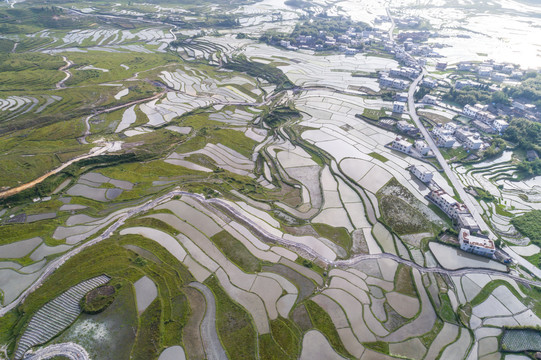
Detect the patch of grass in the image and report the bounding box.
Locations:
[312,223,352,252]
[269,318,301,358]
[438,293,457,323]
[393,264,417,297]
[362,341,389,354]
[362,108,386,121]
[210,230,262,273]
[80,285,116,314]
[174,127,257,159]
[368,152,389,162]
[494,203,514,217]
[259,334,292,360]
[205,276,257,360]
[420,318,444,348]
[132,299,161,360]
[511,210,541,246]
[304,300,351,358]
[379,195,432,235]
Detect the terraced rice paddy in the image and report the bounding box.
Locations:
[1,4,539,360]
[14,275,110,360]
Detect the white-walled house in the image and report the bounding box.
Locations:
[493,119,509,133]
[391,137,412,153]
[415,140,430,155]
[459,228,496,257]
[410,165,433,183]
[393,101,406,113]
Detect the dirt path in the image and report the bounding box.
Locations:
[11,42,18,53]
[0,143,114,200]
[56,56,73,89]
[80,91,166,144]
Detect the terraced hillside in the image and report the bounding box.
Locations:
[0,0,540,359]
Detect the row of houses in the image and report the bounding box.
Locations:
[408,165,495,257]
[456,61,523,80]
[462,104,509,133]
[391,137,430,156]
[380,75,410,90]
[389,66,420,80]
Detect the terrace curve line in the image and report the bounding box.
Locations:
[2,189,541,319]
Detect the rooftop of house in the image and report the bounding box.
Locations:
[460,229,495,250]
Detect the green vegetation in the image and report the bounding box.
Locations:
[210,230,262,272]
[361,108,386,121]
[393,265,417,298]
[206,276,257,360]
[501,328,541,352]
[224,54,294,90]
[304,300,351,358]
[379,196,432,235]
[438,293,457,323]
[442,86,493,106]
[262,104,301,128]
[368,152,389,162]
[505,72,541,109]
[362,341,389,354]
[511,210,541,246]
[312,223,352,252]
[132,299,161,360]
[80,285,117,314]
[259,334,292,360]
[260,16,366,51]
[501,118,541,177]
[269,318,301,358]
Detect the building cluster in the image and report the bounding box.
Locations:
[431,121,490,150]
[408,165,493,257]
[288,27,388,54]
[462,104,509,134]
[456,60,523,81]
[379,74,410,89]
[391,137,430,157]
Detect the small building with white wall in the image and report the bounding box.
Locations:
[391,137,412,153]
[410,165,433,183]
[415,140,430,156]
[493,119,509,133]
[393,101,406,113]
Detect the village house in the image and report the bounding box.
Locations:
[459,229,496,257]
[391,136,413,153]
[393,101,407,113]
[410,165,433,183]
[464,135,483,150]
[492,119,509,133]
[415,139,430,156]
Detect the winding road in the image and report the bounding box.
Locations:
[188,282,228,360]
[56,56,73,89]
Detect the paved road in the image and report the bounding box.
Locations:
[188,282,228,360]
[407,71,492,234]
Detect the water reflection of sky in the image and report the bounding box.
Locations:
[334,0,541,69]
